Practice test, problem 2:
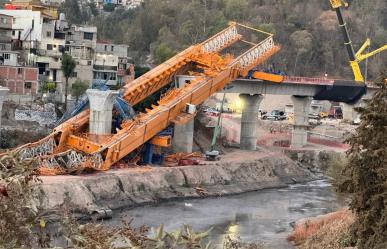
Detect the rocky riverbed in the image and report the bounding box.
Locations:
[36,150,321,218]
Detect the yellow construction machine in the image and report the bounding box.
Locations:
[329,0,387,82]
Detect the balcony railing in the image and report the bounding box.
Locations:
[37,49,62,58]
[93,65,117,71]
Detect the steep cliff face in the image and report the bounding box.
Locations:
[37,152,315,217]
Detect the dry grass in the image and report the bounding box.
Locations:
[287,209,355,249]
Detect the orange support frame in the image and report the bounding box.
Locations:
[2,23,280,174]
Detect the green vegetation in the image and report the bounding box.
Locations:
[318,151,349,186]
[59,0,92,24]
[339,70,387,249]
[70,0,387,79]
[134,66,150,78]
[40,81,56,93]
[0,0,7,8]
[71,79,89,103]
[61,53,76,111]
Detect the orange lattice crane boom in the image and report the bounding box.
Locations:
[3,23,280,175]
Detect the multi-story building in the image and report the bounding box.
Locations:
[0,7,61,77]
[65,24,97,86]
[94,41,134,86]
[1,1,138,100]
[1,6,97,99]
[0,12,38,95]
[0,66,39,95]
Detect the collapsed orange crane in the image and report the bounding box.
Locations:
[3,22,280,175]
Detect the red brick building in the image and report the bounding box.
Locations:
[0,65,39,94]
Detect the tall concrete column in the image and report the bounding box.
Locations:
[291,96,312,148]
[172,119,194,153]
[341,99,366,123]
[86,89,119,135]
[0,87,9,128]
[172,75,195,153]
[239,94,263,150]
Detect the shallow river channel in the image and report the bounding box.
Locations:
[107,180,347,248]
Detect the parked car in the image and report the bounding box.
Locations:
[262,110,287,121]
[203,107,220,116]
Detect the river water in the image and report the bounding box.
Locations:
[107,180,347,248]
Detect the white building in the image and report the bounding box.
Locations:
[0,10,44,49]
[94,42,134,86]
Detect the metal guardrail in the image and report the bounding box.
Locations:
[307,131,342,141]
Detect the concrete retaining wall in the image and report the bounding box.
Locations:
[37,154,315,217]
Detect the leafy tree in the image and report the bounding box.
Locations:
[340,70,387,249]
[224,0,248,22]
[135,66,150,78]
[40,81,56,93]
[71,79,89,103]
[154,43,175,64]
[103,3,116,12]
[61,53,76,111]
[88,0,99,16]
[60,0,83,24]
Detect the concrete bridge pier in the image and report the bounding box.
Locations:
[0,87,9,128]
[291,96,312,148]
[239,94,263,150]
[86,89,119,135]
[172,120,194,153]
[340,99,368,123]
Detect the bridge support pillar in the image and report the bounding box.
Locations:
[86,89,119,135]
[291,96,312,148]
[172,119,194,153]
[172,75,195,153]
[0,87,9,128]
[240,94,263,150]
[340,99,367,123]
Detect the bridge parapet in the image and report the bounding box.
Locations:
[284,76,334,85]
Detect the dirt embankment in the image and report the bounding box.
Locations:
[36,150,317,217]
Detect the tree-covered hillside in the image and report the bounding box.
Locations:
[66,0,386,79]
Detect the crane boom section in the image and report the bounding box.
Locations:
[3,23,280,175]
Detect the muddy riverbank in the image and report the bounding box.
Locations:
[37,150,321,217]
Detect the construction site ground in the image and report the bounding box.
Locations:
[34,113,353,217]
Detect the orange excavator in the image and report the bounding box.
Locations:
[3,22,280,175]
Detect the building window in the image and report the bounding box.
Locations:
[111,46,114,52]
[104,45,107,51]
[17,68,23,74]
[87,60,92,65]
[46,31,51,37]
[3,53,10,60]
[24,82,32,89]
[0,44,5,50]
[12,30,15,36]
[47,44,53,50]
[83,32,93,40]
[71,72,77,77]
